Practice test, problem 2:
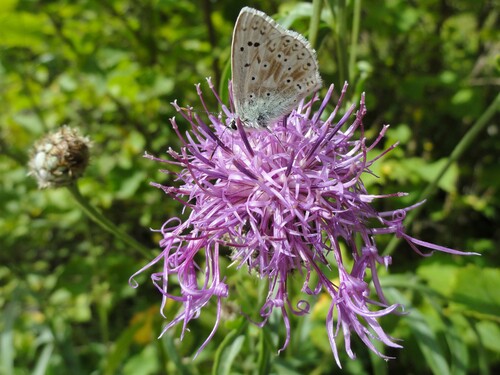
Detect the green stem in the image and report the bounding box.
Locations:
[384,92,500,255]
[349,0,361,83]
[308,0,322,49]
[336,0,348,84]
[66,184,151,258]
[98,303,110,349]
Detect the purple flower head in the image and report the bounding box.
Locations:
[130,78,477,367]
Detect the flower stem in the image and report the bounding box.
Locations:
[332,0,348,84]
[384,92,500,256]
[308,0,322,49]
[67,183,151,258]
[349,0,361,83]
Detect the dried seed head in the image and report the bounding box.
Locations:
[28,125,91,189]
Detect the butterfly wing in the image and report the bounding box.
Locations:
[231,7,322,129]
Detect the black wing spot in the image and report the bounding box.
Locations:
[248,41,253,46]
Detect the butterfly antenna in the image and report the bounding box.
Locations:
[265,124,287,153]
[209,119,235,159]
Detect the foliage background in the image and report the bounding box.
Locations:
[0,0,499,374]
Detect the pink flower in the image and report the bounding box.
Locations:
[130,78,476,367]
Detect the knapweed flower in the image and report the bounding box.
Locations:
[131,78,476,367]
[28,125,91,189]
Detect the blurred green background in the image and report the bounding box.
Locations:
[1,0,499,374]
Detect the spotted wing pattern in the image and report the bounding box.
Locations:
[231,7,322,128]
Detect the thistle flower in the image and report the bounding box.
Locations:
[131,79,476,367]
[28,125,91,189]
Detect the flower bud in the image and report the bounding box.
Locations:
[28,126,91,189]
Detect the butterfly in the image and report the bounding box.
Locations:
[231,7,322,129]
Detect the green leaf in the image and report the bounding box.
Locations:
[386,289,451,375]
[0,0,17,12]
[32,341,54,375]
[212,319,248,375]
[403,157,459,193]
[0,302,17,375]
[123,345,159,375]
[450,266,500,319]
[104,319,143,375]
[0,11,48,49]
[257,327,272,375]
[162,333,192,375]
[476,320,500,353]
[213,335,245,375]
[417,262,461,297]
[451,89,474,106]
[443,317,469,375]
